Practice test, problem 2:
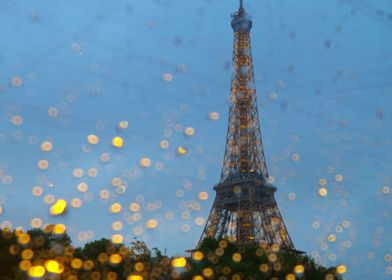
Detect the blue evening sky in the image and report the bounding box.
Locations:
[0,0,391,279]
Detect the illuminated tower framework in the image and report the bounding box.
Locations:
[198,1,295,249]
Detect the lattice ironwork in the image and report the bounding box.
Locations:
[220,1,267,183]
[198,1,295,250]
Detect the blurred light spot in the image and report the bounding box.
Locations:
[135,262,144,271]
[155,162,164,171]
[87,134,99,145]
[11,115,23,125]
[31,186,43,196]
[110,203,122,213]
[268,253,277,262]
[335,174,343,182]
[1,174,13,184]
[38,159,49,170]
[260,263,269,272]
[118,121,129,129]
[319,178,327,186]
[71,198,82,208]
[48,107,58,117]
[116,184,127,194]
[100,153,110,162]
[112,177,122,187]
[139,157,152,167]
[77,182,88,192]
[232,253,242,262]
[286,274,295,280]
[192,251,204,261]
[100,189,110,200]
[71,259,82,269]
[44,194,55,204]
[53,224,66,235]
[133,226,143,235]
[327,234,337,243]
[318,188,328,197]
[176,189,185,198]
[40,141,53,152]
[45,260,62,274]
[184,127,196,136]
[30,218,42,228]
[28,265,45,278]
[50,199,67,215]
[109,254,122,264]
[83,260,94,270]
[291,153,300,161]
[202,268,214,277]
[112,136,124,148]
[294,264,304,275]
[112,221,123,231]
[19,260,31,271]
[11,76,23,87]
[88,168,98,177]
[195,217,205,226]
[128,203,140,213]
[146,219,158,229]
[73,168,84,178]
[0,220,12,229]
[382,186,390,194]
[208,112,219,120]
[176,146,187,155]
[288,192,296,200]
[181,224,190,232]
[127,276,143,280]
[160,140,170,149]
[176,124,184,133]
[342,220,350,228]
[269,92,278,100]
[162,73,173,82]
[171,257,186,268]
[336,265,347,274]
[18,233,30,245]
[111,235,123,244]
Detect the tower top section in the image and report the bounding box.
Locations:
[231,0,252,32]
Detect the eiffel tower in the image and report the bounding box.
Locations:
[198,0,295,249]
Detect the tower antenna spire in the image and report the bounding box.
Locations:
[237,0,245,16]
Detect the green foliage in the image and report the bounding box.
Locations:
[0,228,342,280]
[182,237,340,280]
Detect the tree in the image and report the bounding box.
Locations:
[182,237,340,280]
